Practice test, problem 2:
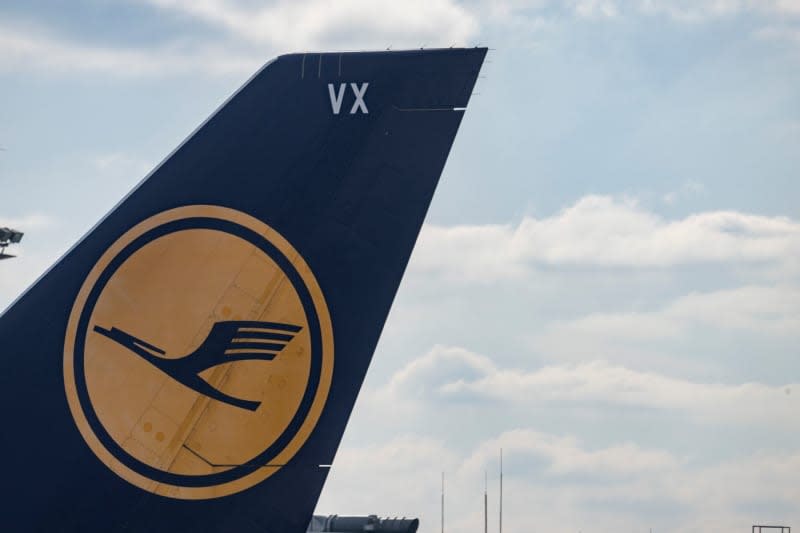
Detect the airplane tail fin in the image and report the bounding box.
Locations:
[0,48,486,532]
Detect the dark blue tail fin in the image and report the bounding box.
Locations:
[0,48,485,532]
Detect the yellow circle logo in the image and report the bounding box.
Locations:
[63,206,334,499]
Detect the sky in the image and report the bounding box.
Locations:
[1,0,799,531]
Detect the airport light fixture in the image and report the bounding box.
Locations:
[0,227,24,244]
[0,227,24,260]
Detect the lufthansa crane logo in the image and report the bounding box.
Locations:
[63,205,334,500]
[93,321,304,412]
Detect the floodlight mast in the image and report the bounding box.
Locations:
[0,227,23,260]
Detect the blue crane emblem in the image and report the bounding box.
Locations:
[93,320,302,411]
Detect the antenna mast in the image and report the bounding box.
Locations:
[441,471,445,533]
[499,449,503,533]
[484,470,488,533]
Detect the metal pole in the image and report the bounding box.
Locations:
[499,449,503,533]
[484,471,488,533]
[441,471,444,533]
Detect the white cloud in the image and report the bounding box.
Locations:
[385,344,497,396]
[494,0,800,23]
[316,434,461,523]
[0,23,262,77]
[637,0,744,22]
[635,0,800,22]
[530,285,800,371]
[142,0,479,50]
[3,0,795,78]
[667,285,800,333]
[755,24,800,45]
[662,180,705,205]
[484,0,549,21]
[0,213,53,230]
[412,195,800,280]
[571,0,619,18]
[319,429,800,531]
[0,0,479,77]
[461,429,679,477]
[377,345,800,429]
[775,0,800,14]
[89,152,155,185]
[543,285,800,342]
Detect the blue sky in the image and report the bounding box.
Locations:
[1,1,799,531]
